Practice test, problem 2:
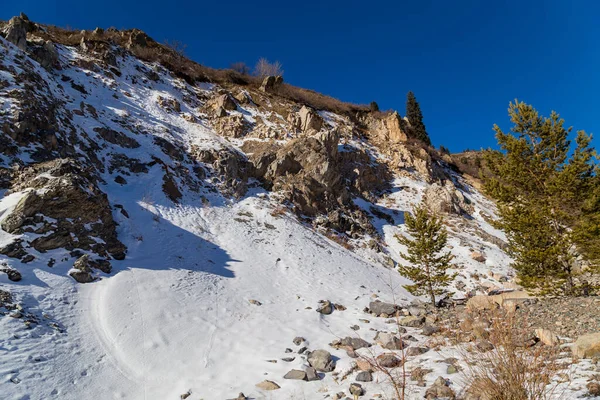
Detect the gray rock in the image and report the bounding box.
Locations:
[3,16,29,51]
[307,349,335,372]
[422,325,439,336]
[406,346,430,356]
[215,93,237,111]
[283,369,307,380]
[293,336,305,345]
[425,376,455,399]
[355,371,372,382]
[306,367,319,381]
[340,337,371,350]
[376,353,402,368]
[408,304,427,316]
[369,300,397,316]
[255,380,280,390]
[399,315,425,327]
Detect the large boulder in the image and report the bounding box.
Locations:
[2,15,30,51]
[382,112,408,142]
[307,349,335,372]
[572,332,600,359]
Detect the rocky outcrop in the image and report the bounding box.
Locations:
[69,254,112,283]
[0,159,126,260]
[2,15,31,51]
[259,75,283,93]
[192,146,250,198]
[423,181,472,215]
[288,105,323,133]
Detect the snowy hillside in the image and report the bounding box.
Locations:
[0,15,595,400]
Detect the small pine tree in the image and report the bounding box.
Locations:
[396,205,455,306]
[369,101,379,112]
[405,91,431,145]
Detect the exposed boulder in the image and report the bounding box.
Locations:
[424,182,471,215]
[283,369,307,380]
[349,383,364,396]
[255,380,280,390]
[339,337,371,350]
[317,300,334,315]
[425,376,455,399]
[215,93,237,111]
[572,332,600,359]
[376,353,402,368]
[534,328,560,346]
[2,15,30,51]
[355,371,372,382]
[288,105,323,133]
[0,265,22,282]
[259,75,283,93]
[470,251,486,263]
[369,300,398,316]
[30,41,59,70]
[307,349,335,372]
[382,112,408,142]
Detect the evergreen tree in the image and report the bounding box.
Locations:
[396,205,455,306]
[483,100,599,294]
[405,91,431,145]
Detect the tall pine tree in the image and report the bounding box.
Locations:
[396,205,454,306]
[484,100,599,294]
[406,91,431,145]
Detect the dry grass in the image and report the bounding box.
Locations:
[460,310,566,400]
[277,84,369,115]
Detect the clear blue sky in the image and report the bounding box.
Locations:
[3,0,599,152]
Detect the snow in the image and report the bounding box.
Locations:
[0,36,596,400]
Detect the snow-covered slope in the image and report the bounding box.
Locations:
[0,23,566,400]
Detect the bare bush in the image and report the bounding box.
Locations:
[254,57,284,77]
[460,310,566,400]
[230,62,250,75]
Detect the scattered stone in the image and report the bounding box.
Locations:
[446,365,458,374]
[425,376,455,400]
[422,325,439,336]
[281,357,295,362]
[369,301,397,316]
[215,93,237,111]
[248,299,262,306]
[340,337,371,350]
[293,336,305,345]
[471,251,486,263]
[285,348,292,353]
[298,346,308,354]
[356,359,372,372]
[376,353,402,368]
[406,346,430,356]
[307,349,335,372]
[349,382,364,396]
[350,324,360,331]
[476,340,495,352]
[180,390,191,399]
[399,315,425,327]
[355,371,372,382]
[317,300,334,315]
[255,380,280,390]
[283,369,307,380]
[0,266,22,282]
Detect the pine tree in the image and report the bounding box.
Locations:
[483,100,599,294]
[405,91,431,145]
[396,205,454,306]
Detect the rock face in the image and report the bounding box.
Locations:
[2,15,30,51]
[572,332,600,359]
[0,159,126,260]
[382,112,408,142]
[424,182,471,215]
[307,349,335,372]
[259,75,283,93]
[288,105,323,133]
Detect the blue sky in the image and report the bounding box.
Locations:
[3,0,599,152]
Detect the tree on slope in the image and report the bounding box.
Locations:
[396,205,454,306]
[405,91,431,145]
[483,100,599,295]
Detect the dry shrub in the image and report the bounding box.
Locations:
[270,206,287,217]
[461,309,565,400]
[324,231,354,250]
[277,84,369,115]
[253,57,283,77]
